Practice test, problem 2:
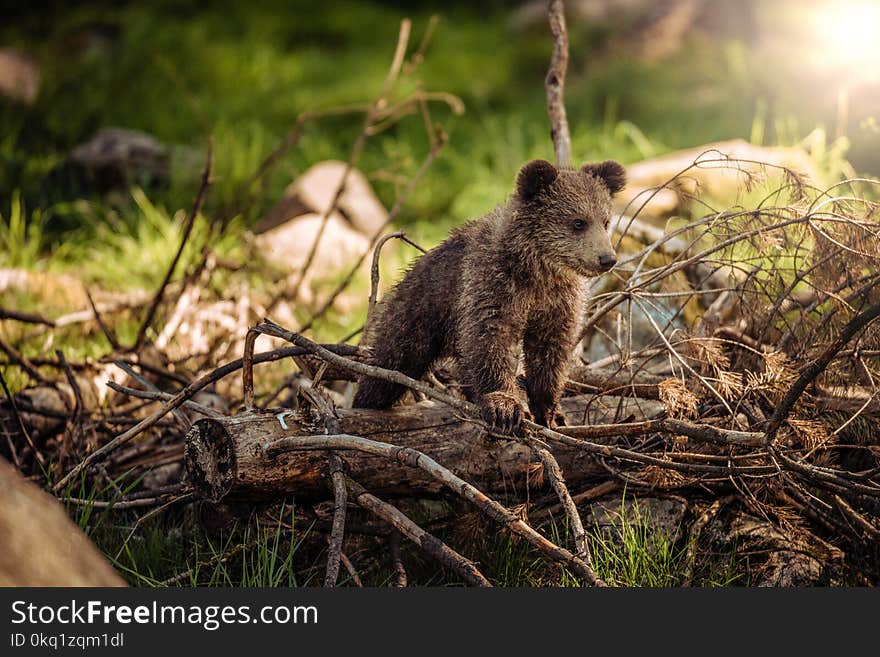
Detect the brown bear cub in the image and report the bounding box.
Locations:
[353,158,626,432]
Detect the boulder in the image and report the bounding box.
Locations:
[257,161,388,237]
[254,211,371,278]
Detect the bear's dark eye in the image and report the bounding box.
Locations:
[572,218,587,231]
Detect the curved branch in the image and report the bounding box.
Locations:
[345,476,490,587]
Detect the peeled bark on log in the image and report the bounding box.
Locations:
[0,457,125,586]
[185,395,663,502]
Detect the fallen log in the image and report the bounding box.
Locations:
[184,394,664,502]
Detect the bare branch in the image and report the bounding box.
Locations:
[367,231,426,326]
[531,444,600,580]
[324,453,348,587]
[765,299,880,444]
[545,0,572,166]
[345,476,491,587]
[0,307,54,327]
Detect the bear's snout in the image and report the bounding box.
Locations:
[598,254,617,271]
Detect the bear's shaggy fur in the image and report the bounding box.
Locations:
[353,158,626,431]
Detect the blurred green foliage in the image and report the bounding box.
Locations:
[5,0,874,260]
[2,0,780,242]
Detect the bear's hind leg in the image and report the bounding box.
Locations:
[352,311,443,409]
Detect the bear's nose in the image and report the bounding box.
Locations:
[598,254,617,271]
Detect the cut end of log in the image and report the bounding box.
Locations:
[185,419,235,502]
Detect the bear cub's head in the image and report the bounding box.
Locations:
[514,158,626,277]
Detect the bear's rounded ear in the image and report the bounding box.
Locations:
[582,160,627,195]
[516,159,558,200]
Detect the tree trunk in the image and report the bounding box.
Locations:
[184,394,663,502]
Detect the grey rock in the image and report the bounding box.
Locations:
[59,127,170,192]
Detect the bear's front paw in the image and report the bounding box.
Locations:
[479,391,530,434]
[551,404,569,429]
[531,403,567,429]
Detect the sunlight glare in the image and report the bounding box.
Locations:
[811,1,880,76]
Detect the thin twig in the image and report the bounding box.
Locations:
[56,349,85,423]
[531,445,597,574]
[112,360,192,429]
[0,369,44,466]
[64,491,189,509]
[338,551,364,587]
[834,495,880,540]
[560,418,764,446]
[0,334,47,385]
[134,141,213,349]
[278,19,412,312]
[0,307,54,327]
[389,530,407,587]
[682,496,730,586]
[84,286,121,350]
[367,230,426,324]
[105,381,224,419]
[404,14,439,74]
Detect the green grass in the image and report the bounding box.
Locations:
[476,498,744,588]
[0,191,55,270]
[59,469,742,587]
[64,476,321,587]
[588,498,743,587]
